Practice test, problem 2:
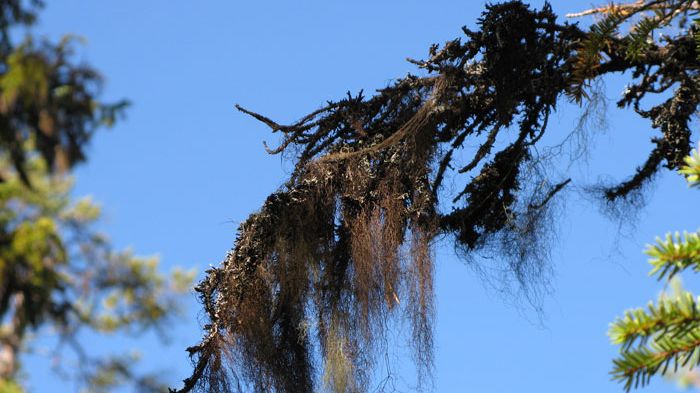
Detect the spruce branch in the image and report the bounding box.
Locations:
[647,232,700,280]
[680,146,700,187]
[610,145,700,391]
[612,324,700,391]
[610,292,700,349]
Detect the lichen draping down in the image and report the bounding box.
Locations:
[171,2,700,392]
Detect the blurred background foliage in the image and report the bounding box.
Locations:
[0,1,194,392]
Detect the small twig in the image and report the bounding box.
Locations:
[528,179,571,210]
[235,104,284,132]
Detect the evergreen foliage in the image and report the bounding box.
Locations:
[680,148,700,187]
[0,0,128,185]
[0,151,194,392]
[0,1,195,392]
[648,231,700,280]
[610,146,700,391]
[173,1,700,392]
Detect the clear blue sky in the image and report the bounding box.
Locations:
[22,1,700,392]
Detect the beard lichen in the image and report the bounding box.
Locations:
[171,2,699,392]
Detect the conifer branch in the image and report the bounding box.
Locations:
[610,293,700,349]
[172,2,700,391]
[680,147,700,187]
[647,232,700,280]
[610,145,700,391]
[612,325,700,391]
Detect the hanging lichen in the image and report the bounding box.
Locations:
[171,2,699,392]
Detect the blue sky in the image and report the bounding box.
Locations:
[22,1,700,392]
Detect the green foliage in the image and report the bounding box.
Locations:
[680,147,700,187]
[0,379,22,393]
[0,1,195,392]
[0,33,129,184]
[83,352,168,393]
[625,15,661,61]
[612,325,700,391]
[647,232,700,281]
[567,0,700,102]
[610,146,700,390]
[610,291,700,350]
[567,9,624,102]
[0,150,196,391]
